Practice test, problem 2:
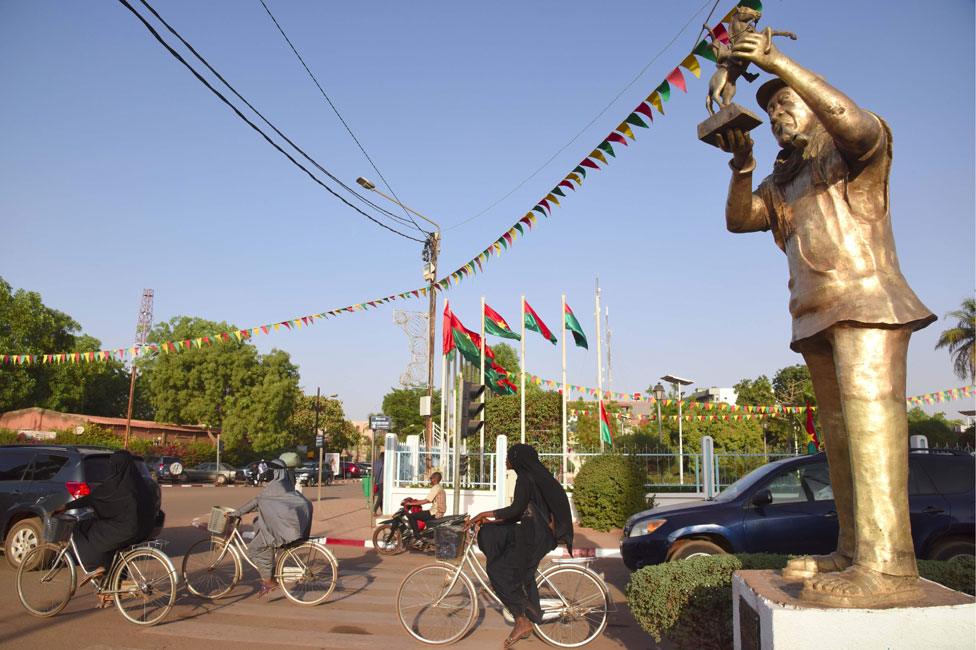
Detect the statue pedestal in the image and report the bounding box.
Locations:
[732,570,975,650]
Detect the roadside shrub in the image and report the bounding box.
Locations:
[53,424,122,449]
[626,554,975,649]
[573,453,648,531]
[0,428,19,445]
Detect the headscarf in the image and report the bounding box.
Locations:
[89,450,156,537]
[507,444,573,551]
[255,460,312,544]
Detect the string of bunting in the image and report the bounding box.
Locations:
[0,4,745,367]
[544,374,974,412]
[569,408,787,422]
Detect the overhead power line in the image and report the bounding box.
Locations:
[257,0,426,235]
[446,0,716,231]
[118,0,424,242]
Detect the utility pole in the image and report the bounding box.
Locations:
[124,289,153,449]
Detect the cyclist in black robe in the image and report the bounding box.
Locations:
[467,444,574,648]
[61,450,156,583]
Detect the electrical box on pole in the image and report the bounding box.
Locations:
[460,381,485,440]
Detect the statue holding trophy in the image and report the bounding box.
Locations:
[702,5,936,607]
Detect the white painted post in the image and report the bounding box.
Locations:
[405,434,420,483]
[495,434,508,509]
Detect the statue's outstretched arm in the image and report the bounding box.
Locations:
[716,130,768,233]
[732,32,881,157]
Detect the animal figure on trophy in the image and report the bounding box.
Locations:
[704,5,796,115]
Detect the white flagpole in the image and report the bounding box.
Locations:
[595,280,604,452]
[561,294,568,484]
[480,297,486,483]
[520,295,526,444]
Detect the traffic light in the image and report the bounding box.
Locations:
[460,381,486,439]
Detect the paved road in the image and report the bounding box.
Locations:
[0,483,659,649]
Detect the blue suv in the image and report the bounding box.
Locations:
[621,450,975,570]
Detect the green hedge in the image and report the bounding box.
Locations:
[573,453,649,531]
[626,554,975,650]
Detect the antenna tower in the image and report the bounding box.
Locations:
[393,309,429,388]
[124,289,154,448]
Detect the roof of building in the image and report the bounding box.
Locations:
[0,407,214,434]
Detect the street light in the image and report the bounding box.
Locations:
[356,177,441,454]
[661,374,694,485]
[652,382,665,444]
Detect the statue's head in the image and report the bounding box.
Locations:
[757,79,818,150]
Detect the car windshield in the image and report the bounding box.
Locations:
[712,458,794,502]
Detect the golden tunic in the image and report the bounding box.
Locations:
[754,114,934,349]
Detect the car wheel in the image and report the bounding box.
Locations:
[215,475,228,486]
[928,538,976,562]
[5,517,42,569]
[668,539,727,562]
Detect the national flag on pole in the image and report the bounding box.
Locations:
[442,302,457,355]
[599,401,613,447]
[523,300,557,344]
[805,403,820,454]
[563,303,588,349]
[484,304,521,340]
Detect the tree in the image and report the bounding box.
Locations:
[0,277,132,416]
[491,343,520,377]
[486,391,562,449]
[137,316,300,457]
[906,407,964,447]
[287,393,346,449]
[381,387,442,439]
[935,297,976,382]
[734,375,775,406]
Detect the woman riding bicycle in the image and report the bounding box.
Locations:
[53,449,157,589]
[466,444,573,648]
[229,457,312,598]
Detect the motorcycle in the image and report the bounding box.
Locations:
[372,502,465,556]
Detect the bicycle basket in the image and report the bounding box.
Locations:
[434,526,464,560]
[43,514,74,543]
[207,506,236,534]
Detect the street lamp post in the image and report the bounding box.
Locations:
[661,375,694,485]
[356,177,440,455]
[652,382,665,444]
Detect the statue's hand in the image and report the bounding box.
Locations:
[715,129,754,170]
[731,31,783,73]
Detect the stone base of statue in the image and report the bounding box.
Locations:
[697,103,763,147]
[732,570,975,650]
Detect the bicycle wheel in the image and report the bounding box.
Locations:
[396,564,477,645]
[182,538,241,599]
[276,542,338,606]
[533,566,609,647]
[17,543,76,617]
[372,524,404,555]
[112,547,177,626]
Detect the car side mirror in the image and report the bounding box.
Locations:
[750,489,773,508]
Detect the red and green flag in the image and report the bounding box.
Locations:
[485,304,521,341]
[443,302,458,355]
[599,401,614,447]
[564,303,588,349]
[523,300,556,344]
[805,403,819,454]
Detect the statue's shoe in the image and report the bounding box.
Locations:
[782,551,851,580]
[801,565,923,608]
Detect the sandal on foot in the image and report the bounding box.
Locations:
[257,582,279,598]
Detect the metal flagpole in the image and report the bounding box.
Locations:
[595,280,604,452]
[440,299,448,449]
[480,297,486,484]
[452,351,462,514]
[561,294,568,484]
[520,295,526,444]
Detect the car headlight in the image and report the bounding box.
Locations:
[629,519,667,537]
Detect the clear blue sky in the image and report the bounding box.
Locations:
[2,1,973,420]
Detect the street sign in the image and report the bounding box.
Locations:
[315,434,324,448]
[369,415,392,431]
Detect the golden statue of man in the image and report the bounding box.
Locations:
[714,30,935,606]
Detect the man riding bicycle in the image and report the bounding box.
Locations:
[229,456,312,597]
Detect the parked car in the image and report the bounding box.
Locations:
[295,462,334,487]
[357,462,373,476]
[1,445,164,569]
[340,461,362,479]
[144,455,187,483]
[620,450,975,571]
[183,462,241,485]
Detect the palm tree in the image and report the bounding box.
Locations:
[935,297,976,382]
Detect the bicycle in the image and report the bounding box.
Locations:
[396,525,611,647]
[182,506,338,606]
[16,513,178,626]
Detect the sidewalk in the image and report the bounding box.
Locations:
[306,480,624,556]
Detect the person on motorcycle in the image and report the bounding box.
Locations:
[229,457,312,597]
[403,472,445,539]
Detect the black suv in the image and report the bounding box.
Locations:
[0,445,164,568]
